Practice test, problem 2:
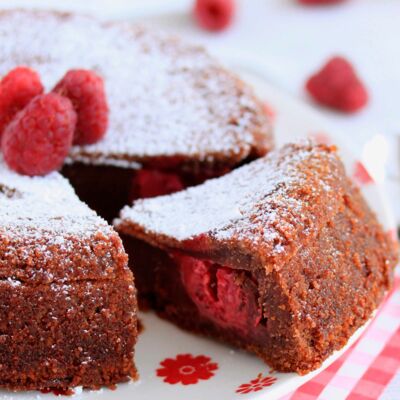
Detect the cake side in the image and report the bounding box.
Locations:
[259,182,396,372]
[0,276,137,390]
[0,9,272,169]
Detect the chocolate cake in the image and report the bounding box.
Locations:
[115,142,397,374]
[0,160,138,390]
[0,9,272,222]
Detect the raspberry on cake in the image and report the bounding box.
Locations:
[0,161,138,390]
[1,93,76,176]
[0,10,273,221]
[53,69,109,145]
[0,66,44,137]
[115,142,397,374]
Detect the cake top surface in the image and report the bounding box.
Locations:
[0,159,111,243]
[0,10,270,168]
[116,142,347,266]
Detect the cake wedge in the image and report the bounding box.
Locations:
[0,161,137,390]
[115,142,397,374]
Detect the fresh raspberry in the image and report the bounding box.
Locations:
[0,66,44,138]
[298,0,346,4]
[2,93,76,176]
[130,169,184,201]
[194,0,235,32]
[305,56,368,113]
[53,69,109,145]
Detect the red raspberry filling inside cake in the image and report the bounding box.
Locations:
[130,170,184,200]
[173,253,262,335]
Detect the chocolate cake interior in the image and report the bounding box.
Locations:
[121,236,270,347]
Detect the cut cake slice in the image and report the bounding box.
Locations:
[115,142,397,374]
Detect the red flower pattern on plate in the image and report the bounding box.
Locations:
[156,353,218,385]
[353,161,374,185]
[236,373,277,394]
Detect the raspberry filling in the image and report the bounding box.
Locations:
[174,253,262,334]
[130,169,185,200]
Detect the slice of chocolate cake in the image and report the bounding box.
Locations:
[0,161,137,391]
[0,10,273,222]
[115,142,397,374]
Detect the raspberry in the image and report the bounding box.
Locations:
[305,56,368,113]
[130,169,184,201]
[194,0,235,32]
[53,69,109,145]
[2,93,76,176]
[0,66,44,138]
[175,253,262,334]
[298,0,346,4]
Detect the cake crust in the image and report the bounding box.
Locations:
[0,278,136,390]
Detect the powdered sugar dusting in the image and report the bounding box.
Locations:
[117,143,344,257]
[0,10,270,167]
[0,158,111,245]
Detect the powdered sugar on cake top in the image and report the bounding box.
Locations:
[0,10,270,168]
[0,159,111,245]
[117,143,346,259]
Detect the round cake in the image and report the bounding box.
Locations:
[0,8,274,392]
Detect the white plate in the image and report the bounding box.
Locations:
[0,61,395,400]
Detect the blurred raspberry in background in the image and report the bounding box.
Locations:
[194,0,235,31]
